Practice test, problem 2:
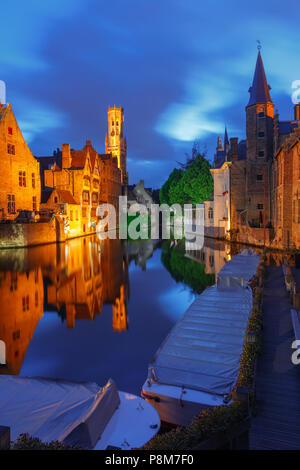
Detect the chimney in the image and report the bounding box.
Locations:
[62,143,71,168]
[294,104,300,121]
[230,138,239,162]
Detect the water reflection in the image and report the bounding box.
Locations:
[44,238,129,331]
[0,235,282,393]
[0,236,160,381]
[0,268,43,374]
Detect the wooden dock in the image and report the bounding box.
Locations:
[250,266,300,449]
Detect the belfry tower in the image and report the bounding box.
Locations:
[105,106,128,185]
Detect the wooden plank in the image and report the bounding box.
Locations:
[250,266,300,450]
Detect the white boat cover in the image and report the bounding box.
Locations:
[0,376,120,448]
[217,250,260,290]
[148,284,253,396]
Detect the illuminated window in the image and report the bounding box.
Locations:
[82,191,89,202]
[92,193,98,203]
[32,196,37,211]
[7,194,15,214]
[7,144,15,154]
[32,173,35,188]
[8,127,12,135]
[19,171,26,187]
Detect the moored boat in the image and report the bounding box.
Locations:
[0,375,160,449]
[142,250,260,426]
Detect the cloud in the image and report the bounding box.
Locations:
[2,0,300,186]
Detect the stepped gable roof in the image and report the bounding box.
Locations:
[0,104,7,120]
[84,141,98,169]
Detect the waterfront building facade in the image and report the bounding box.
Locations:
[208,50,300,250]
[0,103,41,220]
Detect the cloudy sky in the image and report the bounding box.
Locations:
[1,0,300,187]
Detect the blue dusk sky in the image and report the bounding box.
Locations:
[1,0,300,188]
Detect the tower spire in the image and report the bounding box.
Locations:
[224,125,229,156]
[247,50,272,106]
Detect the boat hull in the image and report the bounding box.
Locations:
[142,380,226,427]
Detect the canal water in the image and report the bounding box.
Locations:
[0,235,235,395]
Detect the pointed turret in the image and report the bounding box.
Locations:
[216,136,223,151]
[224,126,229,156]
[247,50,272,106]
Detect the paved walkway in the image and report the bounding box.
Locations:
[250,266,300,450]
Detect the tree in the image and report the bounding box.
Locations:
[159,168,183,205]
[160,144,213,206]
[181,154,213,204]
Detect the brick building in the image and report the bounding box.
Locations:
[105,106,128,185]
[0,103,41,220]
[208,50,300,250]
[39,138,122,238]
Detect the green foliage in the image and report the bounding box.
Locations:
[159,168,183,205]
[11,433,79,450]
[160,151,213,206]
[161,240,215,294]
[144,401,247,450]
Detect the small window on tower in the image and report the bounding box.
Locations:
[258,150,265,158]
[258,131,265,138]
[111,130,115,136]
[116,121,119,126]
[112,121,114,126]
[8,127,12,135]
[257,174,263,181]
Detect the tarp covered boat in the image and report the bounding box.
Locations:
[142,250,259,426]
[0,376,160,449]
